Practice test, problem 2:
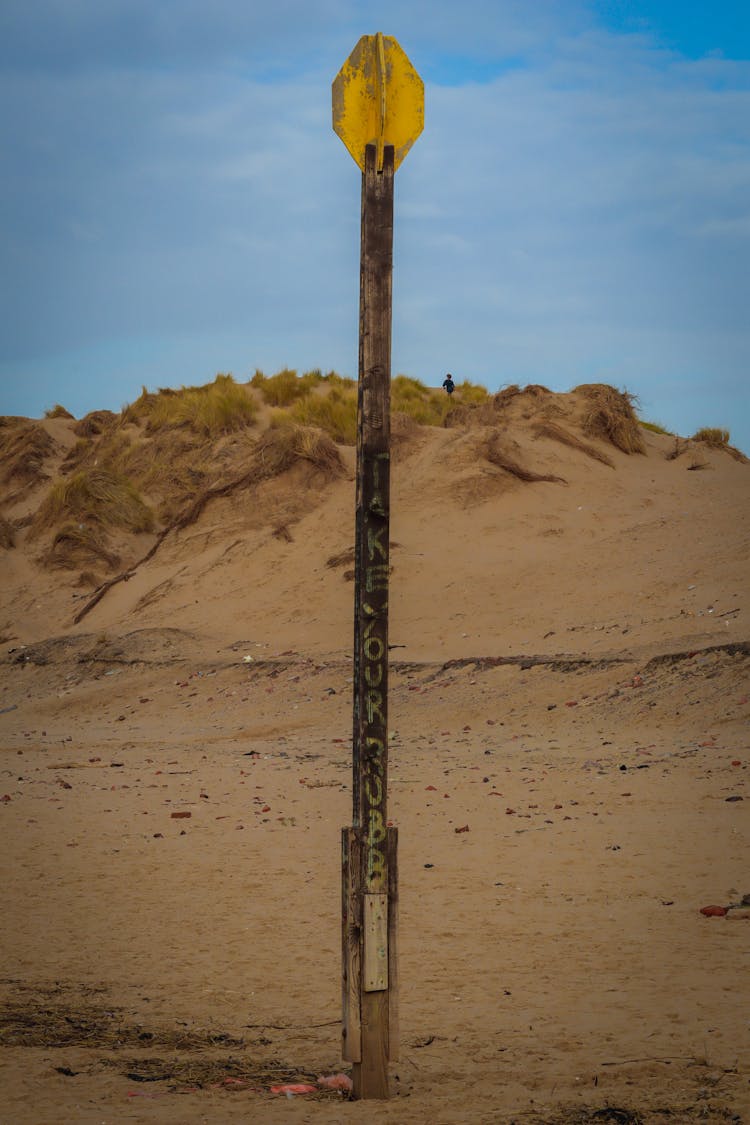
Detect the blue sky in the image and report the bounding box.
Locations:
[1,1,749,451]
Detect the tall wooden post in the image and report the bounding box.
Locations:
[347,141,396,1099]
[333,33,423,1100]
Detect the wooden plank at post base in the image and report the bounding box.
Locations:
[341,827,362,1062]
[387,825,399,1062]
[356,990,390,1099]
[363,894,388,991]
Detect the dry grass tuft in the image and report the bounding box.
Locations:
[0,423,57,485]
[484,434,566,483]
[117,432,210,521]
[32,469,155,537]
[123,375,257,437]
[391,375,450,426]
[533,420,615,468]
[42,523,121,571]
[60,438,95,474]
[692,426,730,446]
[44,404,74,420]
[493,384,522,407]
[575,384,646,454]
[285,385,358,444]
[691,426,748,462]
[454,379,489,404]
[253,425,345,479]
[73,410,117,437]
[251,368,320,407]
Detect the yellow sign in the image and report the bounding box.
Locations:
[332,33,424,172]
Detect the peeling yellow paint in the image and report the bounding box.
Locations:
[332,33,424,172]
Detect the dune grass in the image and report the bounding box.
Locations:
[692,427,730,447]
[391,375,450,426]
[252,425,345,478]
[691,426,748,463]
[283,384,358,444]
[575,384,646,454]
[73,410,118,438]
[123,374,256,437]
[0,423,56,484]
[44,404,74,420]
[32,469,155,537]
[252,368,309,407]
[43,522,121,570]
[250,368,334,407]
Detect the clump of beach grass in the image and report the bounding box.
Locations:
[43,523,121,571]
[391,375,449,426]
[0,423,57,485]
[73,410,118,438]
[575,384,646,454]
[692,427,730,447]
[32,469,155,537]
[252,425,345,479]
[283,384,358,444]
[123,375,256,437]
[691,427,748,463]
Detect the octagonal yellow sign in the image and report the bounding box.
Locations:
[332,33,424,172]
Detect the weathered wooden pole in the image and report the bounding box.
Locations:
[333,33,423,1100]
[346,139,396,1099]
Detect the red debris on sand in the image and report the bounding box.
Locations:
[700,905,728,917]
[318,1074,353,1092]
[170,811,191,819]
[454,824,470,833]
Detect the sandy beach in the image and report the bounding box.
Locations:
[1,384,748,1122]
